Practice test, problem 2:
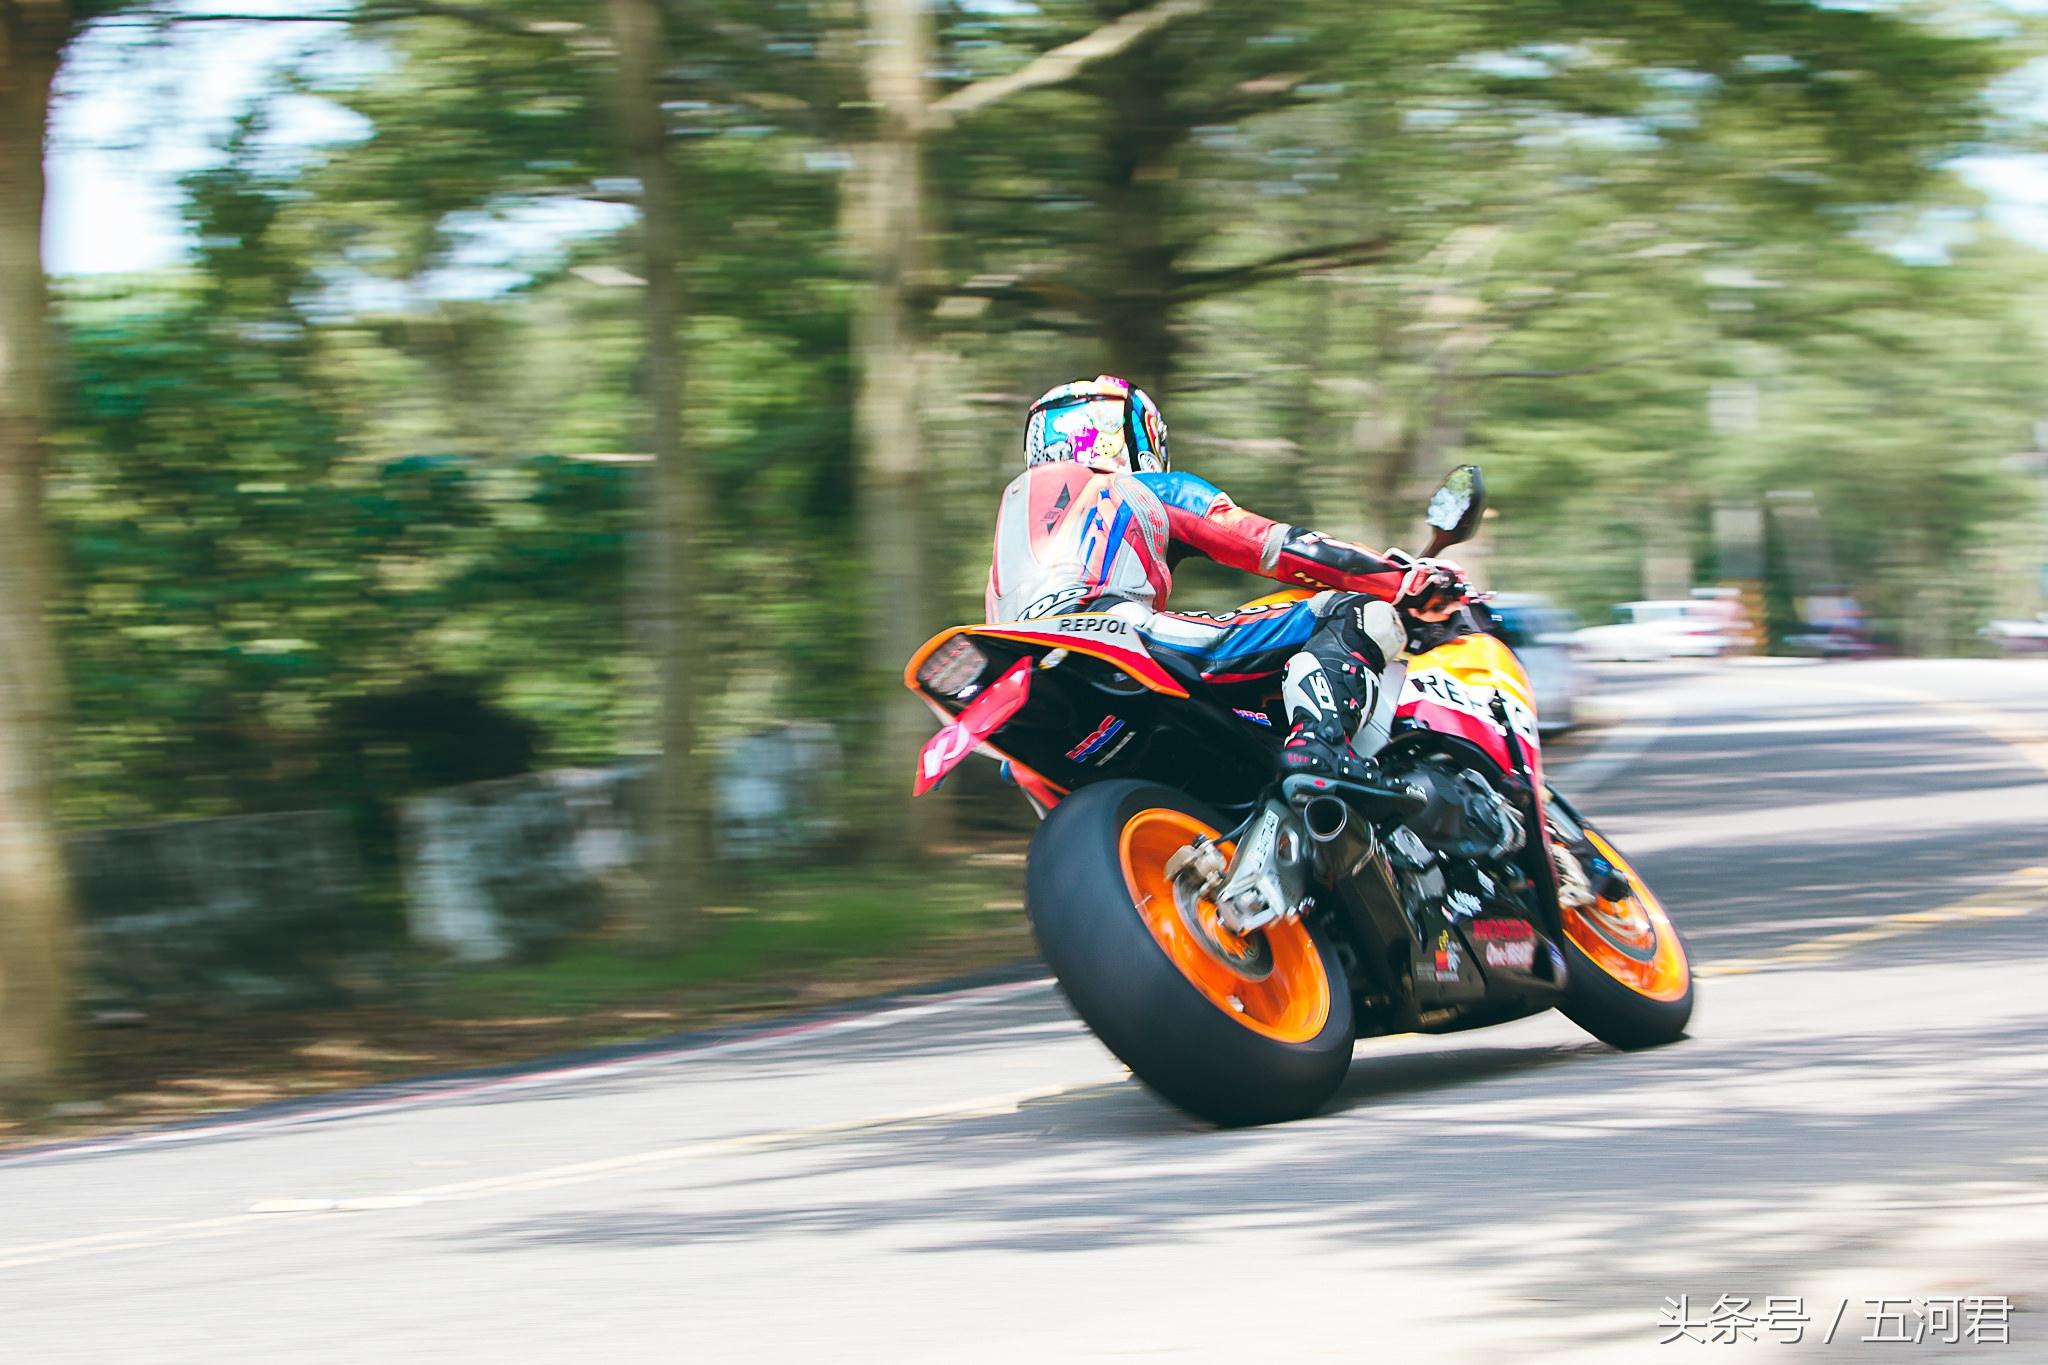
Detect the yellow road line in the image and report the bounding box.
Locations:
[1694,871,2048,979]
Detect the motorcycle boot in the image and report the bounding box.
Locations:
[1277,595,1404,782]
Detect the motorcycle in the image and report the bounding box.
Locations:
[904,465,1693,1126]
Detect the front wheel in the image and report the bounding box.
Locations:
[1551,813,1694,1049]
[1027,781,1354,1127]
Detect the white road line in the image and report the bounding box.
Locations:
[0,1080,1108,1272]
[0,975,1058,1170]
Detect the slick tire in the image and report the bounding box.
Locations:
[1559,925,1695,1049]
[1027,780,1354,1127]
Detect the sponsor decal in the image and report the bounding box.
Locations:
[1447,890,1483,918]
[1401,669,1540,745]
[1167,603,1298,624]
[1483,940,1537,971]
[1050,615,1133,638]
[1432,929,1462,982]
[921,725,975,782]
[1066,714,1126,762]
[1094,730,1137,765]
[1470,918,1535,941]
[1232,707,1274,726]
[1022,584,1089,619]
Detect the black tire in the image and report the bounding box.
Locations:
[1556,822,1694,1050]
[1027,780,1354,1127]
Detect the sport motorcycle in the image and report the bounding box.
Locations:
[905,465,1693,1126]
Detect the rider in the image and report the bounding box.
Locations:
[987,375,1469,779]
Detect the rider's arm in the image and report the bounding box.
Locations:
[1138,472,1409,599]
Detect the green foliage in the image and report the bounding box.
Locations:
[44,0,2048,838]
[428,860,1020,1019]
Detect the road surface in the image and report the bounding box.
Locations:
[4,659,2047,1362]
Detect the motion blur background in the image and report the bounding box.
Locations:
[4,0,2048,1113]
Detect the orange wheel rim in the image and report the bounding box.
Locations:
[1118,807,1331,1044]
[1559,829,1690,1002]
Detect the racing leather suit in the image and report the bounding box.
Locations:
[985,463,1410,754]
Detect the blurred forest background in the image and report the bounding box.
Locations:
[4,0,2048,1097]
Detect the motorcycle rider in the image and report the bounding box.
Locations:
[988,375,1469,779]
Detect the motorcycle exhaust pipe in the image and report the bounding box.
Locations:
[1302,794,1351,845]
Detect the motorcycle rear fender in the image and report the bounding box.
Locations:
[912,657,1034,796]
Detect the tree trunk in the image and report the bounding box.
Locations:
[847,0,937,859]
[607,0,706,940]
[0,2,77,1104]
[1095,45,1180,393]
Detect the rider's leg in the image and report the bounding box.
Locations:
[1123,592,1401,776]
[1278,594,1404,779]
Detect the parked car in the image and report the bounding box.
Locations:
[1984,616,2048,656]
[1481,592,1582,731]
[1783,592,1880,659]
[1573,596,1748,661]
[1782,624,1882,658]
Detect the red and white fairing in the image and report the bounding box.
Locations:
[1394,650,1542,776]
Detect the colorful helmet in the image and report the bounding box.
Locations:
[1024,375,1169,474]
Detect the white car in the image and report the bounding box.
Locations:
[1484,593,1583,730]
[1985,616,2048,656]
[1574,599,1747,662]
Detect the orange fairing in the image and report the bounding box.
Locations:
[1560,830,1691,1002]
[1409,631,1538,718]
[1119,808,1331,1043]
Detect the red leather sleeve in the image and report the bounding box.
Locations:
[1162,493,1279,577]
[1270,526,1408,600]
[1165,486,1408,599]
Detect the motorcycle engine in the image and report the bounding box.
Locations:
[1396,757,1525,863]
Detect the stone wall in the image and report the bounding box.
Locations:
[400,723,842,962]
[59,724,845,990]
[68,809,362,1003]
[400,765,645,962]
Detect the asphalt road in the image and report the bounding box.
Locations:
[5,658,2048,1362]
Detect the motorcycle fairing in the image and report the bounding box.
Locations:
[907,615,1189,700]
[904,625,1273,813]
[1397,632,1542,776]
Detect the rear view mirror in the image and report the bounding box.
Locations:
[1423,464,1486,556]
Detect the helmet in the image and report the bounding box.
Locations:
[1023,375,1169,474]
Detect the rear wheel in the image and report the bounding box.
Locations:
[1553,818,1694,1049]
[1027,780,1354,1126]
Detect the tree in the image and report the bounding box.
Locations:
[678,0,1218,856]
[849,0,1216,854]
[607,0,707,939]
[0,0,82,1101]
[842,0,939,856]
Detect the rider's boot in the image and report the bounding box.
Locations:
[1276,654,1380,782]
[1279,709,1380,781]
[1276,595,1402,783]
